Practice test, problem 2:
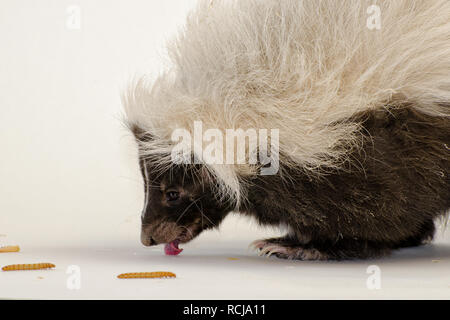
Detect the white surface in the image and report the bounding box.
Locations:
[0,220,449,300]
[0,0,449,300]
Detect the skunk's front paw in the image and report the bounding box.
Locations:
[250,237,328,261]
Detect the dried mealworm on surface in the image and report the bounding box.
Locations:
[0,245,20,253]
[2,263,55,271]
[117,272,176,279]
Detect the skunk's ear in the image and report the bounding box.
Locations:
[129,123,154,142]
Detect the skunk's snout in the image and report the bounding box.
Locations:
[140,223,159,246]
[140,221,181,246]
[140,231,156,247]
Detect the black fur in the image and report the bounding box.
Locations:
[242,107,449,259]
[134,106,449,260]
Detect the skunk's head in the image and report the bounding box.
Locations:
[139,160,231,250]
[131,127,232,251]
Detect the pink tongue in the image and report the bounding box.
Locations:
[164,240,183,256]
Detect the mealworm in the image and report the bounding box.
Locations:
[0,245,20,253]
[2,263,55,271]
[117,272,176,279]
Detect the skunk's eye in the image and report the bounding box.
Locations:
[166,191,180,202]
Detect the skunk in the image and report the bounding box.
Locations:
[123,0,450,260]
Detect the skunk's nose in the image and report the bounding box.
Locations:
[141,230,157,246]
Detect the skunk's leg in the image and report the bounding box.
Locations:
[250,236,329,261]
[251,237,393,260]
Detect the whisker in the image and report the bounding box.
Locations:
[174,196,206,224]
[193,201,216,228]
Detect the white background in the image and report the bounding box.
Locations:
[0,0,448,299]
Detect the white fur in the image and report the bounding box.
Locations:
[123,0,450,207]
[141,159,150,218]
